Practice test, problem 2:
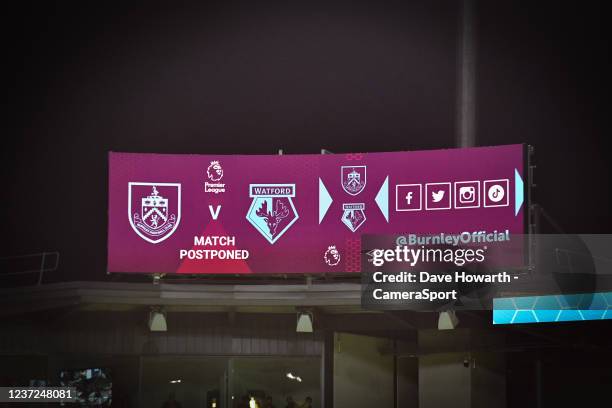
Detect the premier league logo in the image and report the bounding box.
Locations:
[246,184,299,244]
[324,245,341,266]
[341,203,366,232]
[205,160,226,194]
[129,182,181,244]
[207,160,224,182]
[341,166,366,196]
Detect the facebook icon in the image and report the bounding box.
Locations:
[395,184,422,211]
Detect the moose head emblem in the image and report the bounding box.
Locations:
[256,199,290,235]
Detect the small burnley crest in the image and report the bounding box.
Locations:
[246,184,299,244]
[129,183,181,244]
[341,166,366,196]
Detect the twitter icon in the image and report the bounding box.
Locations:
[426,182,451,210]
[432,190,445,203]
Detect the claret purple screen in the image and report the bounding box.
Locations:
[107,144,526,274]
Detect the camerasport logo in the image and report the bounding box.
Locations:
[324,245,341,266]
[129,183,181,244]
[205,160,226,194]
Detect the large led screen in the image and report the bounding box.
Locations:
[107,144,527,274]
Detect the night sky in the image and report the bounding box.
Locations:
[2,1,608,281]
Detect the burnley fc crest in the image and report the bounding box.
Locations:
[128,182,181,244]
[341,166,366,196]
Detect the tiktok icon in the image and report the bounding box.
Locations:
[483,179,509,208]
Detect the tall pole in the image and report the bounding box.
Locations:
[457,0,477,147]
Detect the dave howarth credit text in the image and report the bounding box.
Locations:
[370,271,512,301]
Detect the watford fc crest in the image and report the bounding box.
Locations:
[341,203,366,232]
[246,184,299,244]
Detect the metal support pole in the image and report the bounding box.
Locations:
[535,358,542,408]
[457,0,477,148]
[323,331,335,408]
[37,252,46,285]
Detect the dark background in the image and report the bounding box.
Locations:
[1,2,610,405]
[1,0,608,281]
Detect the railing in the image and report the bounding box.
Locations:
[0,252,60,285]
